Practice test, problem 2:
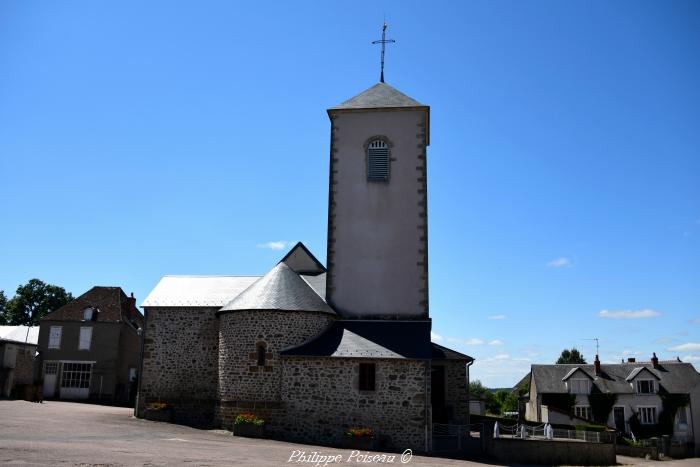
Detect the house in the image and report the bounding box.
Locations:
[525,354,700,454]
[37,286,143,404]
[0,326,38,398]
[136,81,474,453]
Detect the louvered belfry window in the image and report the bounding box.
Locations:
[367,139,389,182]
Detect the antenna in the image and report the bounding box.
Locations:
[584,338,600,356]
[372,22,395,83]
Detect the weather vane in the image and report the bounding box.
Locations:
[372,22,395,83]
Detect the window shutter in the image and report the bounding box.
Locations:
[49,326,62,349]
[79,327,92,350]
[367,140,389,181]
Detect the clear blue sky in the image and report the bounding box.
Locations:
[1,1,698,387]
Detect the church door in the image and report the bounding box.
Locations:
[431,366,447,423]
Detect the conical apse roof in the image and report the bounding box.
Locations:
[219,262,335,314]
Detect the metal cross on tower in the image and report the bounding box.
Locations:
[372,22,395,83]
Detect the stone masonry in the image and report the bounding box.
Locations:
[216,310,334,428]
[279,357,429,451]
[138,307,220,426]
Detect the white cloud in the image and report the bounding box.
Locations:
[598,309,661,319]
[430,332,443,342]
[447,337,484,346]
[488,314,507,320]
[654,337,673,345]
[257,241,290,250]
[547,257,572,268]
[692,318,700,325]
[682,355,700,363]
[668,343,700,352]
[488,339,504,346]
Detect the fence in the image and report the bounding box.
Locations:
[493,422,615,443]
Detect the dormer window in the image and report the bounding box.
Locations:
[367,139,389,182]
[83,307,95,321]
[569,378,590,395]
[637,380,655,394]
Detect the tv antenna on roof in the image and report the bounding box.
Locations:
[584,338,600,356]
[372,21,395,83]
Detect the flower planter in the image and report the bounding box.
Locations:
[234,424,265,438]
[342,437,376,451]
[143,408,173,423]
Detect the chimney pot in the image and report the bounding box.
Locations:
[594,355,601,375]
[627,357,636,363]
[651,352,659,368]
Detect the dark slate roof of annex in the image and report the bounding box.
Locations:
[219,262,335,315]
[280,320,433,359]
[531,362,700,395]
[432,342,474,361]
[329,82,427,111]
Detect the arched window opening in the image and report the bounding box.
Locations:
[367,139,389,182]
[256,343,267,367]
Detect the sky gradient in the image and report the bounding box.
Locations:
[1,1,699,387]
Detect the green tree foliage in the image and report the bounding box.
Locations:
[588,393,617,424]
[493,389,519,413]
[0,290,8,325]
[469,380,498,414]
[1,279,73,326]
[556,348,587,364]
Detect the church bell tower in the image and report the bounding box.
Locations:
[325,82,430,319]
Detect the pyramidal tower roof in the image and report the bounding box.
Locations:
[329,82,428,112]
[219,262,335,315]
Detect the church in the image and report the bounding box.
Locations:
[136,80,473,452]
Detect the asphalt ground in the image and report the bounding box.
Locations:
[1,400,696,466]
[0,400,483,466]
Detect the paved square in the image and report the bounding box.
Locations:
[0,401,474,466]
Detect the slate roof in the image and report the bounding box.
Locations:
[431,342,474,361]
[0,326,39,345]
[219,262,335,315]
[45,286,143,326]
[329,82,427,111]
[301,273,326,300]
[141,276,260,307]
[280,320,432,359]
[531,362,700,395]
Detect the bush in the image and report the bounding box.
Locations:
[234,412,265,426]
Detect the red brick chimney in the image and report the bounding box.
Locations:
[651,352,659,369]
[594,355,601,375]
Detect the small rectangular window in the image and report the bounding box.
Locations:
[79,327,92,350]
[574,406,591,420]
[49,326,62,349]
[569,379,590,394]
[359,363,376,391]
[639,406,657,424]
[637,380,654,394]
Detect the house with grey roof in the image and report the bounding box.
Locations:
[136,81,473,453]
[526,354,700,454]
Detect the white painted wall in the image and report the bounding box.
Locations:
[328,109,428,318]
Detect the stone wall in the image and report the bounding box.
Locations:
[442,360,469,424]
[216,310,334,428]
[138,306,220,426]
[278,357,429,452]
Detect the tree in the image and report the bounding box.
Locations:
[470,379,497,414]
[2,279,73,326]
[0,290,7,325]
[557,348,587,364]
